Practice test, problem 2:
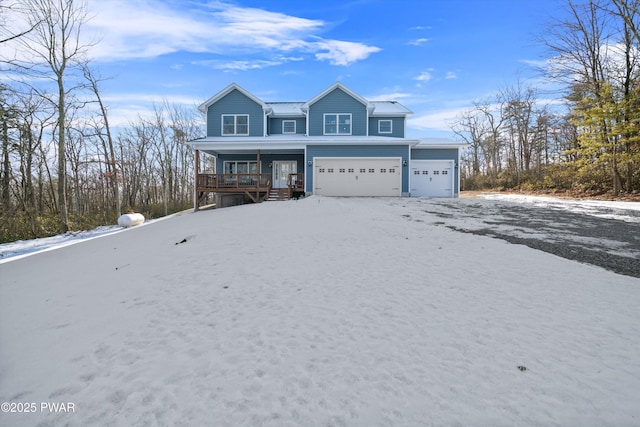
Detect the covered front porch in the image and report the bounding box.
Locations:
[194,148,305,209]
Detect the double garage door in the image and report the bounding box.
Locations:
[410,160,454,198]
[314,158,401,196]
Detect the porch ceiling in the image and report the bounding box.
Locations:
[201,148,305,156]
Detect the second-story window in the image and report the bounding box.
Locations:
[282,120,296,134]
[378,120,392,134]
[222,114,249,135]
[324,113,351,135]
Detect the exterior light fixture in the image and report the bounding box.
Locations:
[307,160,313,166]
[403,160,408,166]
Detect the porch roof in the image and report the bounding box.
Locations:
[188,135,420,153]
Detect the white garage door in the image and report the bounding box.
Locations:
[411,160,454,197]
[314,157,402,196]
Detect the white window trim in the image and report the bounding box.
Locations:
[221,114,249,136]
[223,160,258,174]
[323,113,352,135]
[282,120,296,134]
[378,119,393,134]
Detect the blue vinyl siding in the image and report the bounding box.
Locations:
[411,148,459,161]
[206,89,264,137]
[306,145,410,193]
[268,117,306,135]
[308,88,367,136]
[411,148,461,195]
[368,117,404,137]
[216,152,304,174]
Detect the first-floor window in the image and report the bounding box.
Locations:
[223,161,258,174]
[222,114,249,135]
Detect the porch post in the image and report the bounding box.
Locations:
[194,149,200,211]
[256,149,261,200]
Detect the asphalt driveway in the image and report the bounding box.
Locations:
[416,195,640,278]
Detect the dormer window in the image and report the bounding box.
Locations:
[222,114,249,135]
[324,113,351,135]
[282,120,296,134]
[378,120,392,134]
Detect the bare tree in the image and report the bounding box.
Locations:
[83,66,121,216]
[0,85,15,211]
[16,0,92,232]
[610,0,640,45]
[0,1,42,45]
[544,0,610,93]
[452,109,486,176]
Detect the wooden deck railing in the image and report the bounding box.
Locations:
[287,173,304,197]
[197,173,272,191]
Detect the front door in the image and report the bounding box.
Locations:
[272,161,297,189]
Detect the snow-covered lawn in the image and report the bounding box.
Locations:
[1,196,639,426]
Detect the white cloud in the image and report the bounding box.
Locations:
[313,39,381,66]
[78,1,379,67]
[408,108,468,132]
[193,59,284,71]
[193,54,305,71]
[414,71,433,82]
[366,92,412,101]
[445,71,457,79]
[97,93,205,126]
[408,38,429,46]
[407,38,429,46]
[519,59,550,69]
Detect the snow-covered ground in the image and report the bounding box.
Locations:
[479,192,640,222]
[1,195,639,426]
[1,194,637,263]
[0,217,168,264]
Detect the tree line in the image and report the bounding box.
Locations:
[0,0,202,243]
[452,0,639,196]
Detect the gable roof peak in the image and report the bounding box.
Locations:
[304,82,373,111]
[198,82,266,113]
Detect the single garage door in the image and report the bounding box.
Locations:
[314,157,402,196]
[411,160,454,197]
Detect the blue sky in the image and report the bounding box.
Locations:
[8,0,569,138]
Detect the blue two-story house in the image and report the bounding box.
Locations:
[188,82,465,208]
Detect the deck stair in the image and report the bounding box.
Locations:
[267,188,290,201]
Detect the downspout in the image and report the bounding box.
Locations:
[194,148,200,211]
[407,144,411,197]
[366,103,374,137]
[303,105,309,137]
[302,105,310,193]
[263,107,272,177]
[457,147,462,196]
[263,106,272,138]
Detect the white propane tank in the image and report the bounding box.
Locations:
[117,212,145,228]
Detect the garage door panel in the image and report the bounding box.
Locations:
[314,158,401,197]
[411,160,454,198]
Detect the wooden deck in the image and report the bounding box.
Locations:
[195,173,305,208]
